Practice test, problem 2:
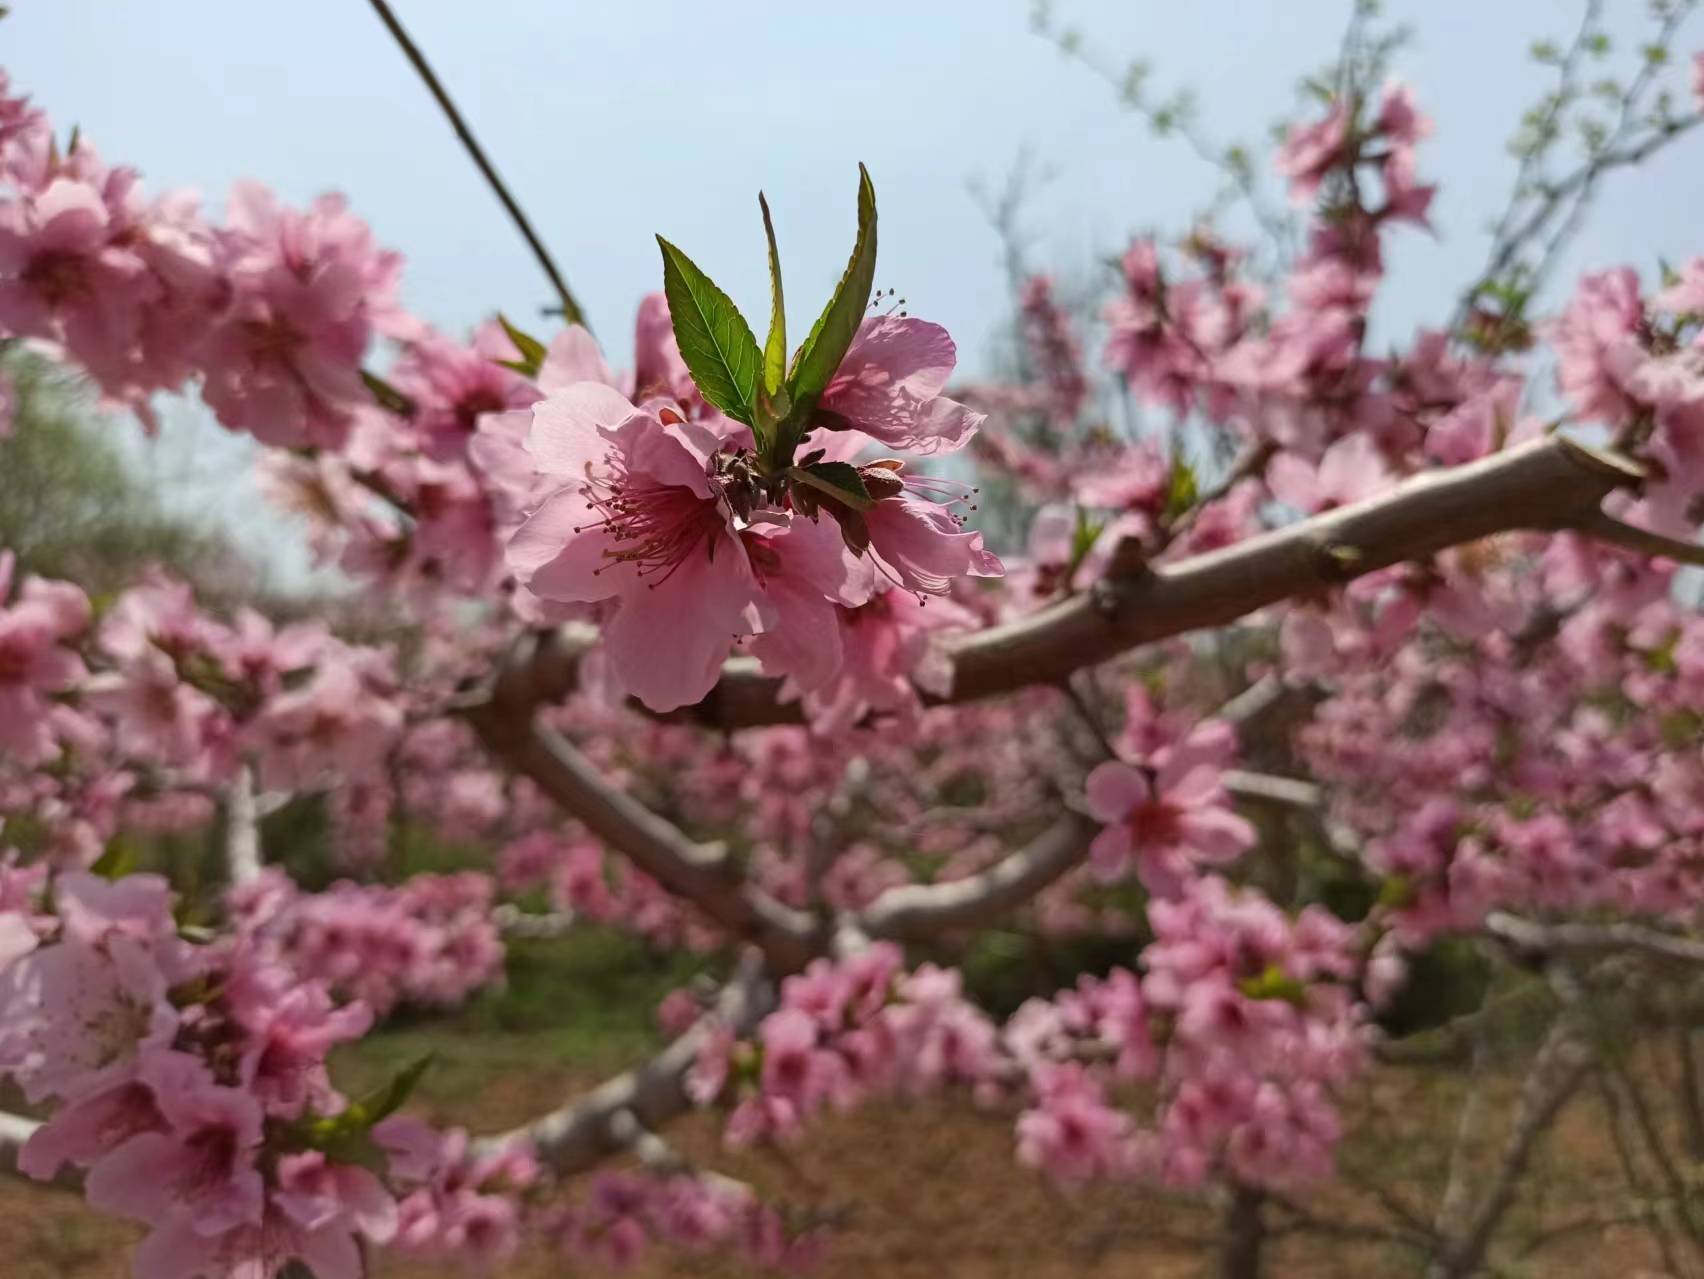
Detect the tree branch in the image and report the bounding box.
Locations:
[857,810,1101,941]
[1578,511,1704,568]
[1221,769,1321,810]
[1425,1013,1594,1279]
[475,956,772,1173]
[500,435,1643,730]
[364,0,587,326]
[1485,913,1704,967]
[224,765,263,888]
[464,636,816,971]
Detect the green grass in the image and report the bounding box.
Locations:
[332,927,724,1114]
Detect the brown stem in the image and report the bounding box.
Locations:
[1676,1028,1704,1163]
[1217,1182,1268,1279]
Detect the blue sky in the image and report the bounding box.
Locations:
[7,1,1703,580]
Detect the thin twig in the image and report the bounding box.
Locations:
[1434,1018,1492,1243]
[1578,511,1704,568]
[364,0,587,327]
[1596,1068,1691,1277]
[1454,0,1603,333]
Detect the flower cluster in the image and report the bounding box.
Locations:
[0,78,404,442]
[230,868,505,1016]
[0,870,435,1279]
[688,943,1002,1145]
[542,1169,827,1273]
[505,310,1004,711]
[1008,875,1367,1190]
[1082,692,1257,896]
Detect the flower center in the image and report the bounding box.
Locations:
[1126,799,1184,848]
[184,1123,240,1193]
[576,453,722,586]
[24,251,87,305]
[0,636,31,683]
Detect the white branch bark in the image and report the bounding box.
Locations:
[858,812,1101,941]
[1485,913,1704,967]
[0,1110,39,1177]
[224,765,263,888]
[475,956,773,1174]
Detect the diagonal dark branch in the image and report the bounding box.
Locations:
[364,0,588,327]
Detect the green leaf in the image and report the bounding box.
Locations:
[1163,456,1198,521]
[759,193,787,398]
[1377,874,1414,910]
[286,1054,435,1173]
[361,370,415,417]
[656,235,763,428]
[90,839,138,881]
[1069,505,1105,573]
[789,460,873,512]
[497,313,548,379]
[786,164,878,413]
[1237,964,1308,1005]
[361,1052,435,1126]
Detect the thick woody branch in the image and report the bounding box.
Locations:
[475,958,772,1173]
[607,1108,754,1199]
[464,643,815,971]
[858,811,1101,941]
[941,435,1639,701]
[509,436,1643,729]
